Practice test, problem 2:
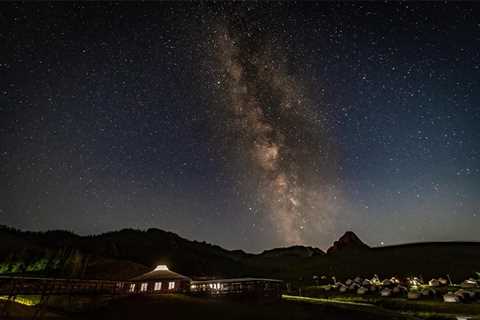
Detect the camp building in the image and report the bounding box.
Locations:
[129,265,191,294]
[190,278,283,299]
[129,265,283,299]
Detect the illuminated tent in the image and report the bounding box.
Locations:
[338,284,347,293]
[407,291,421,300]
[460,279,478,288]
[356,286,368,295]
[443,292,460,303]
[455,289,475,300]
[380,288,392,297]
[428,279,440,287]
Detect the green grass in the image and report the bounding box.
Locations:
[3,293,479,319]
[376,298,480,317]
[293,287,480,320]
[75,294,414,320]
[283,295,417,319]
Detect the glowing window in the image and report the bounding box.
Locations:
[140,283,148,292]
[129,283,135,292]
[154,282,162,291]
[168,281,175,290]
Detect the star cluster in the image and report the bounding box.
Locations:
[1,2,479,251]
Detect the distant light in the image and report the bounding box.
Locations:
[154,265,169,271]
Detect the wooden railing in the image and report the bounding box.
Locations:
[0,275,137,296]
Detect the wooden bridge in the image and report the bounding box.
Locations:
[0,275,138,319]
[0,275,284,318]
[0,275,137,296]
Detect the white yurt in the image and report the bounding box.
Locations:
[362,279,371,286]
[349,283,360,291]
[428,279,440,287]
[354,276,363,284]
[335,282,345,289]
[380,288,392,297]
[382,279,393,287]
[455,289,475,300]
[461,279,478,288]
[407,291,421,300]
[357,286,368,295]
[443,292,460,303]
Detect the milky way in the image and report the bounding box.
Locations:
[2,3,479,252]
[212,24,339,245]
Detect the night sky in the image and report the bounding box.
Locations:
[1,2,479,252]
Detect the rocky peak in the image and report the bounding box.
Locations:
[327,231,369,254]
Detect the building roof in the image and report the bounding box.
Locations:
[192,278,283,284]
[130,265,191,281]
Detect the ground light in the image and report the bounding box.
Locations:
[0,295,39,306]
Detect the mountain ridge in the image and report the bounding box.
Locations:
[1,225,479,282]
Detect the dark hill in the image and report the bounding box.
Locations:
[0,226,256,279]
[260,246,324,259]
[286,238,480,283]
[1,225,479,283]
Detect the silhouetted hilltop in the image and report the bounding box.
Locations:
[0,226,256,279]
[327,231,369,254]
[260,246,324,258]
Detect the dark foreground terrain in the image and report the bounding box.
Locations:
[3,294,415,320]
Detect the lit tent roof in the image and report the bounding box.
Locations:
[131,265,191,281]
